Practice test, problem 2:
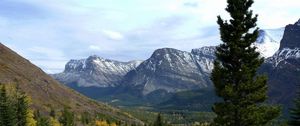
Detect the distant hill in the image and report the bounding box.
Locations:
[0,43,143,125]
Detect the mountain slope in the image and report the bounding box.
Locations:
[122,47,215,95]
[254,28,285,57]
[52,55,142,87]
[0,43,142,124]
[259,19,300,114]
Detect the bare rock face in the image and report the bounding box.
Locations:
[52,55,142,87]
[53,47,216,95]
[122,47,216,95]
[279,19,300,50]
[259,19,300,114]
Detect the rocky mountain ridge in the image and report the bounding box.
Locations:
[53,27,283,95]
[51,19,300,114]
[52,55,142,87]
[122,47,215,95]
[254,28,285,57]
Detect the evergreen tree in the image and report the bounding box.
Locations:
[34,110,50,126]
[0,85,15,126]
[59,107,75,126]
[50,108,56,118]
[211,0,280,125]
[80,112,91,125]
[15,85,29,126]
[36,117,50,126]
[34,109,41,122]
[288,84,300,125]
[153,113,164,126]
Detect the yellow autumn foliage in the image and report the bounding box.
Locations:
[95,120,117,126]
[49,117,61,126]
[26,109,37,126]
[95,120,108,126]
[110,122,117,126]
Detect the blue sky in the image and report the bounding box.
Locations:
[0,0,299,73]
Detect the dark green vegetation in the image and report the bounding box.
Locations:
[0,83,143,126]
[288,84,300,125]
[157,89,220,111]
[123,107,216,125]
[0,84,37,126]
[59,108,75,126]
[115,90,216,125]
[69,84,218,111]
[66,85,291,125]
[0,85,16,126]
[211,0,280,125]
[153,113,164,126]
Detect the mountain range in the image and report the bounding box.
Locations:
[52,19,300,113]
[52,27,284,96]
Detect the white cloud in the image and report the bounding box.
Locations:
[253,0,300,28]
[89,45,101,50]
[102,30,124,40]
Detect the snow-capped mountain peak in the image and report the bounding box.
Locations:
[296,19,300,26]
[191,46,216,59]
[254,28,285,58]
[266,48,300,67]
[265,19,300,67]
[53,55,143,87]
[122,47,216,95]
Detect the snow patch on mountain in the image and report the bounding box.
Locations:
[254,28,285,58]
[266,48,300,67]
[53,55,143,87]
[122,47,216,95]
[191,46,216,73]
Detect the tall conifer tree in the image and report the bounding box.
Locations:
[211,0,280,125]
[15,86,29,126]
[59,107,75,126]
[153,113,164,126]
[289,84,300,125]
[0,85,15,126]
